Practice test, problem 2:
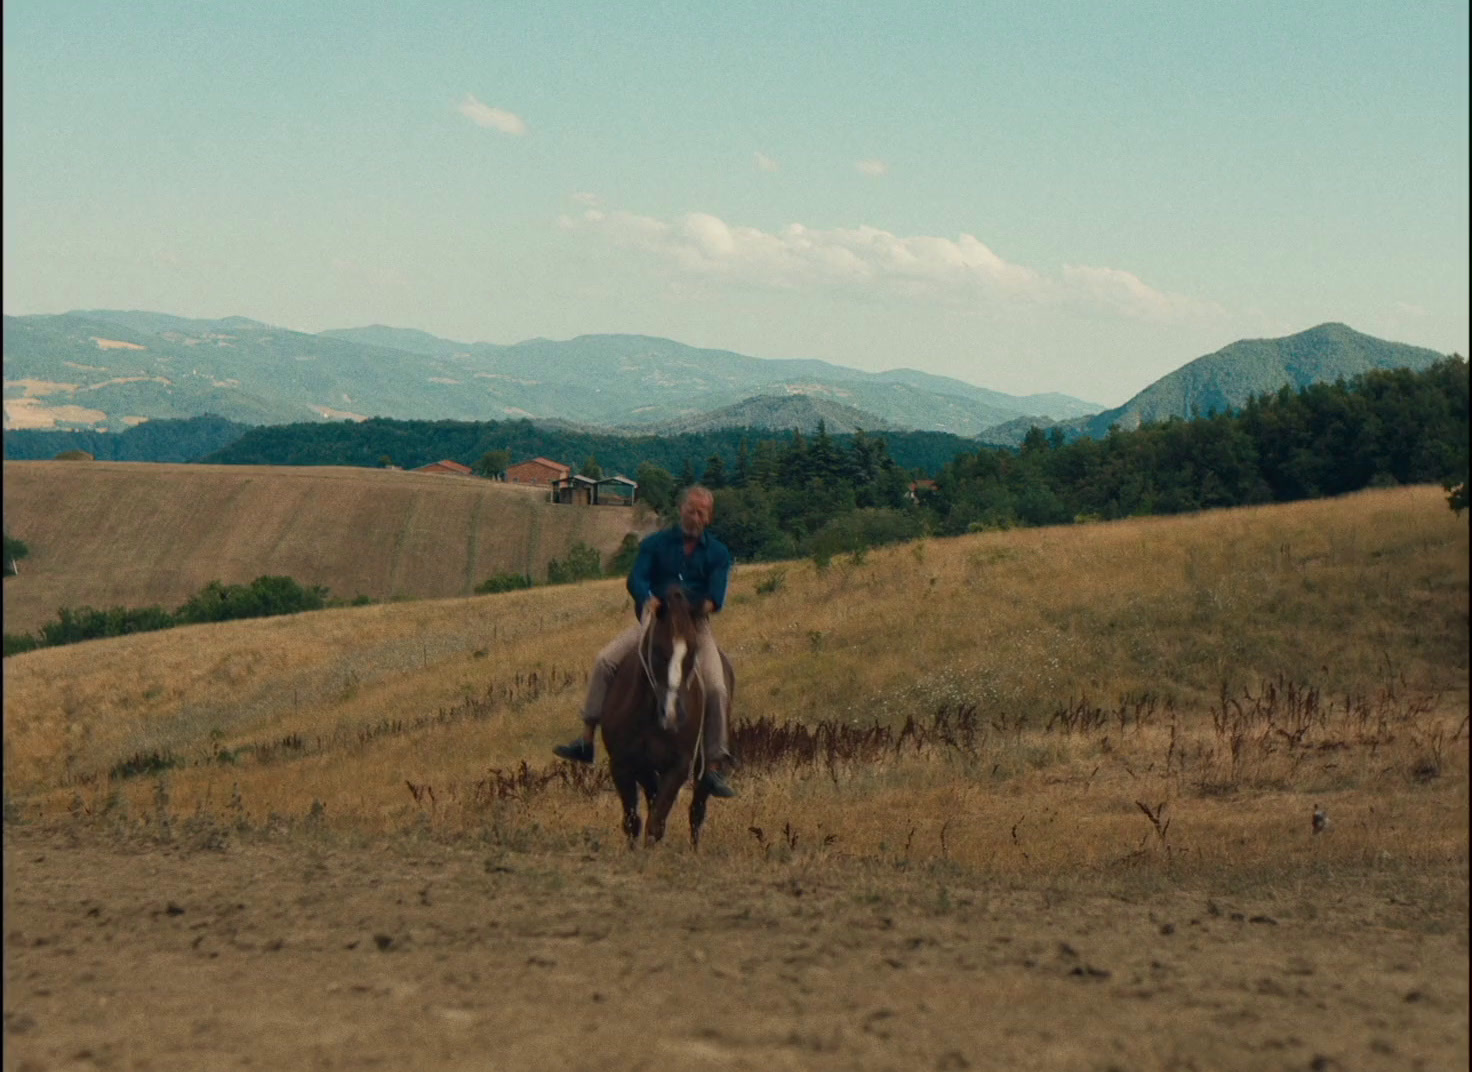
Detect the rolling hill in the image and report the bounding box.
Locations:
[632,393,896,435]
[0,461,654,635]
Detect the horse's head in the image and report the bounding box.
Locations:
[659,586,700,630]
[651,589,701,732]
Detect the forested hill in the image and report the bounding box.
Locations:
[2,415,251,462]
[200,417,977,479]
[1081,323,1448,436]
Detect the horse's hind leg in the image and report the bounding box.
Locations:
[689,785,711,849]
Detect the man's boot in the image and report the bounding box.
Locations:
[699,768,736,798]
[552,736,594,764]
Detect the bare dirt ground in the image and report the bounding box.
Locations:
[4,823,1466,1072]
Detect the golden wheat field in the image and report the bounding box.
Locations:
[1,460,652,635]
[3,483,1468,1071]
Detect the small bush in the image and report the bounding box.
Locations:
[476,572,535,595]
[545,541,603,585]
[3,532,29,563]
[3,632,40,657]
[805,508,923,561]
[756,568,786,595]
[40,604,176,647]
[175,575,329,624]
[15,574,334,653]
[110,749,182,780]
[605,533,642,576]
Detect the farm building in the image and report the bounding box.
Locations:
[412,459,475,476]
[552,474,638,506]
[505,457,571,487]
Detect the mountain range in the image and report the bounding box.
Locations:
[2,311,1097,437]
[2,311,1453,443]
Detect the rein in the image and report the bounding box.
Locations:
[635,607,660,693]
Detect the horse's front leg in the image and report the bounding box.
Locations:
[644,767,689,845]
[610,764,642,847]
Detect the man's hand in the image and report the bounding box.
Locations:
[645,595,662,620]
[703,599,717,615]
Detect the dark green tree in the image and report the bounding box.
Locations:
[702,453,728,489]
[635,462,676,515]
[606,533,642,575]
[475,448,511,479]
[734,437,752,488]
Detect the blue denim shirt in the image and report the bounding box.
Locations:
[627,526,732,620]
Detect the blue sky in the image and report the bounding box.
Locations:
[3,2,1467,406]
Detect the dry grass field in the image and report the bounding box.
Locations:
[3,484,1468,1071]
[1,460,652,635]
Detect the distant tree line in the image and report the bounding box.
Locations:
[3,575,333,657]
[602,358,1454,561]
[920,358,1468,532]
[197,415,974,477]
[2,415,250,462]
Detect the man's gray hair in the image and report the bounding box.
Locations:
[680,484,714,508]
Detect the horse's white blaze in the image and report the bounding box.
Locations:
[665,638,686,727]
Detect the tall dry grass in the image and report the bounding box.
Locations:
[4,485,1466,892]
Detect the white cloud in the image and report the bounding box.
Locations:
[457,94,528,135]
[754,152,780,172]
[1394,300,1427,317]
[565,205,1223,324]
[855,159,889,177]
[567,208,1040,298]
[571,192,602,206]
[1061,265,1226,323]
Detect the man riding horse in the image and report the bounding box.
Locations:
[552,484,738,798]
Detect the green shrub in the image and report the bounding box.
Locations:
[40,604,175,646]
[175,575,328,624]
[545,541,603,585]
[110,749,181,780]
[3,532,29,562]
[805,507,923,560]
[17,575,333,653]
[3,632,40,657]
[476,572,535,594]
[756,568,787,595]
[605,533,641,576]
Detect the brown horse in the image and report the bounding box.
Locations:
[598,589,736,847]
